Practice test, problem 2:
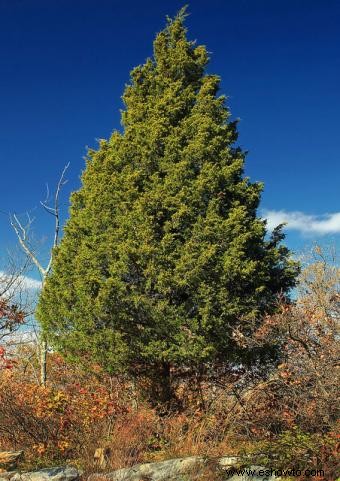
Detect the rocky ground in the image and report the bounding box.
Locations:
[0,452,278,481]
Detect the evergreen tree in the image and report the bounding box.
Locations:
[37,9,298,398]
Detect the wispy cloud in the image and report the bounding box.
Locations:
[20,275,42,290]
[0,272,41,291]
[2,328,38,347]
[263,210,340,236]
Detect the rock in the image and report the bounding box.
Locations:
[11,466,80,481]
[0,472,18,481]
[88,456,206,481]
[88,456,279,481]
[0,452,24,471]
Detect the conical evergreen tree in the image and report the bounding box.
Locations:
[37,9,298,392]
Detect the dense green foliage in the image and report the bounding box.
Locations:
[37,10,298,377]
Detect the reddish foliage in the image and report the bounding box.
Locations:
[0,298,24,369]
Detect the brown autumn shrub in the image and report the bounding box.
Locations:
[228,247,340,478]
[0,355,130,470]
[102,407,160,470]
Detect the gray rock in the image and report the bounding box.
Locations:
[11,467,79,481]
[0,472,18,481]
[89,456,206,481]
[88,456,278,481]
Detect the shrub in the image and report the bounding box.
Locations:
[0,356,127,470]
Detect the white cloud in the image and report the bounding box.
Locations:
[19,275,42,290]
[263,210,340,236]
[2,329,38,347]
[0,271,41,293]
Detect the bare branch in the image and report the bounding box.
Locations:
[10,214,46,279]
[46,162,69,275]
[42,182,50,205]
[9,162,70,280]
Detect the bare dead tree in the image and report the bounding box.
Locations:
[9,163,69,386]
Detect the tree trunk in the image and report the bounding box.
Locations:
[159,362,172,404]
[149,362,180,413]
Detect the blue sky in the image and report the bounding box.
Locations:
[0,0,339,282]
